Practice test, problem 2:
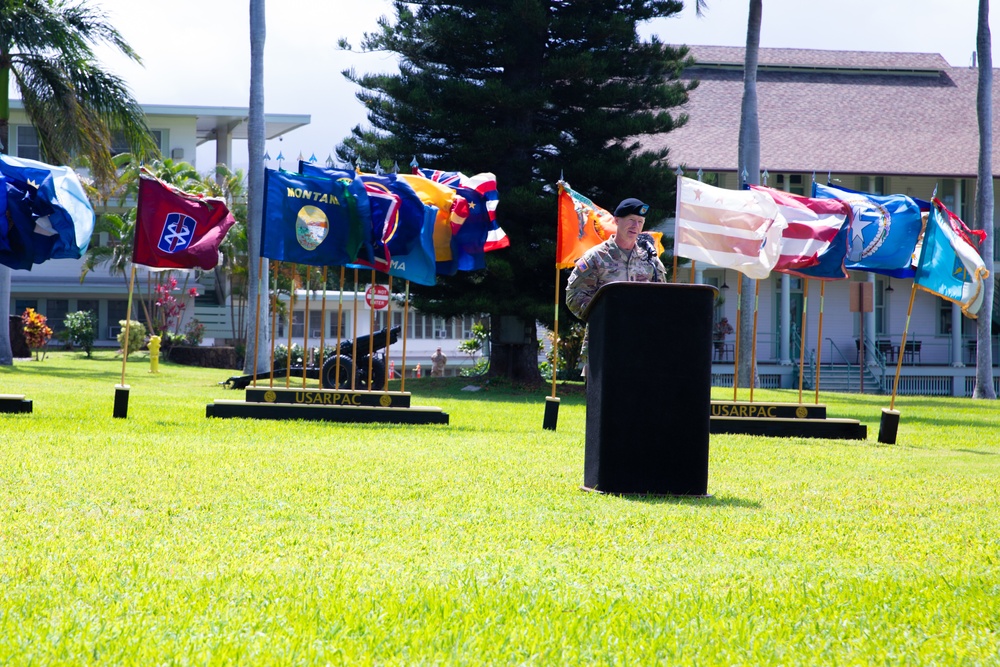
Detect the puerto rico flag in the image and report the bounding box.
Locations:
[133,171,236,270]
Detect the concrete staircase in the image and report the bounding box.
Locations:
[816,364,886,394]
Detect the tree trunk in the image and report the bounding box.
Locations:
[974,0,996,398]
[0,67,12,365]
[736,0,763,388]
[243,0,271,374]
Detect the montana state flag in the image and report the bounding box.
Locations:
[261,169,367,267]
[133,171,236,270]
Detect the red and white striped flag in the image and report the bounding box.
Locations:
[674,176,786,279]
[751,186,851,273]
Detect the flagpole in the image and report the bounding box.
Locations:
[797,279,809,404]
[302,269,310,389]
[113,264,138,418]
[689,259,696,284]
[401,280,411,393]
[551,265,561,399]
[351,268,359,391]
[815,281,826,404]
[335,267,346,389]
[251,256,264,388]
[319,266,328,388]
[750,280,760,403]
[285,266,295,389]
[269,263,278,388]
[384,275,393,392]
[732,276,743,402]
[879,283,917,444]
[673,173,683,284]
[368,269,377,389]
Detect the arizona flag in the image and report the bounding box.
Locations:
[751,185,852,280]
[674,176,786,279]
[133,172,236,270]
[914,198,990,318]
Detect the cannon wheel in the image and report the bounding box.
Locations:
[321,355,354,389]
[356,358,386,391]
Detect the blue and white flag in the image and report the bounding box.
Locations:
[0,154,94,267]
[914,198,989,318]
[813,182,923,278]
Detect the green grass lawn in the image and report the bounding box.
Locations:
[2,351,999,664]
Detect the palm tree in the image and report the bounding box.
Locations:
[696,0,763,387]
[973,0,996,399]
[0,0,160,365]
[245,0,270,374]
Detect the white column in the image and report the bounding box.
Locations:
[694,266,704,285]
[952,302,964,367]
[864,272,877,350]
[780,273,791,365]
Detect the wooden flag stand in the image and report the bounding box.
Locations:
[208,274,449,425]
[709,278,866,440]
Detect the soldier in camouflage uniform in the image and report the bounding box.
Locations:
[566,197,667,319]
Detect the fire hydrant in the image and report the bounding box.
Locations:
[148,335,161,373]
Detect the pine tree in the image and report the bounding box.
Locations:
[340,0,694,381]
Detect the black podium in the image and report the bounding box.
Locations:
[581,282,715,496]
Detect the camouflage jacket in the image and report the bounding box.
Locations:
[565,235,667,320]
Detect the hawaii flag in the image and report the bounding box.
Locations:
[134,171,236,270]
[751,185,852,279]
[674,176,787,279]
[914,198,990,318]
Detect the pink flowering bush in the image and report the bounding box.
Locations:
[151,276,199,336]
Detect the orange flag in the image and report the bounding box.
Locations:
[556,181,616,268]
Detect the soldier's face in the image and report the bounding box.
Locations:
[615,214,645,248]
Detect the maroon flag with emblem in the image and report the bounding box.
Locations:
[133,171,237,270]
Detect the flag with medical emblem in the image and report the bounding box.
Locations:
[133,171,236,270]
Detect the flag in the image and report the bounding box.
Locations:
[261,169,368,267]
[397,173,468,271]
[0,154,95,265]
[751,185,851,280]
[418,168,509,254]
[133,172,236,270]
[813,182,923,278]
[914,198,990,318]
[386,203,439,286]
[0,180,40,270]
[674,176,787,279]
[299,162,376,265]
[556,181,616,268]
[359,173,427,259]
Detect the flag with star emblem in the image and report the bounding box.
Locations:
[813,182,923,278]
[0,154,95,267]
[914,198,989,318]
[674,176,787,279]
[133,171,236,270]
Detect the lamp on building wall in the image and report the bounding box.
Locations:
[721,270,729,290]
[885,278,894,293]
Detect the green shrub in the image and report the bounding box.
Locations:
[63,310,98,358]
[116,320,147,357]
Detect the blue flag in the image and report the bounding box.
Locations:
[385,203,438,286]
[914,198,990,318]
[0,154,95,266]
[0,181,40,270]
[360,173,426,258]
[812,182,923,278]
[261,169,367,267]
[298,162,375,264]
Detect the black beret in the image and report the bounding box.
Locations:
[613,197,649,217]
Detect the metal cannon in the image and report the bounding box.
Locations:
[223,325,402,390]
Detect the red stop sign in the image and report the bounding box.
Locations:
[365,284,390,310]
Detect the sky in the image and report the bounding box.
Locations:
[88,0,992,173]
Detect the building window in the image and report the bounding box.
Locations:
[45,299,69,334]
[15,126,40,160]
[858,175,885,195]
[291,311,304,338]
[939,300,975,337]
[14,299,38,316]
[774,173,805,195]
[110,129,164,155]
[107,299,131,339]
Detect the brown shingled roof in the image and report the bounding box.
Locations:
[643,46,998,177]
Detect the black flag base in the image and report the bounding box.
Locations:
[543,396,560,431]
[113,384,130,419]
[878,408,900,444]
